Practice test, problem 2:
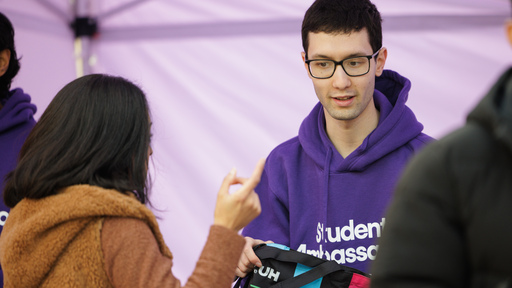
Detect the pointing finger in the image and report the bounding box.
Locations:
[237,158,265,197]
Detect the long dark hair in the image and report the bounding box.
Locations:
[3,74,152,207]
[301,0,383,57]
[0,12,20,99]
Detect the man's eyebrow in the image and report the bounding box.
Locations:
[309,54,331,59]
[309,52,368,60]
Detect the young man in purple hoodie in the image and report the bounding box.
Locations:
[0,12,37,286]
[238,0,433,276]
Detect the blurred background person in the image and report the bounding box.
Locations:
[0,11,36,287]
[370,2,512,287]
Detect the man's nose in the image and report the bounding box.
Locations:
[331,64,351,89]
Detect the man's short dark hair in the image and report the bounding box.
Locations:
[0,12,20,99]
[301,0,382,58]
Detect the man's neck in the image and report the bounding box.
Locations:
[324,104,380,158]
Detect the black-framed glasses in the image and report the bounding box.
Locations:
[305,48,382,79]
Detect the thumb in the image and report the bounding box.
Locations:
[218,167,237,196]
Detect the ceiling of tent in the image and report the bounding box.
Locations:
[1,0,509,41]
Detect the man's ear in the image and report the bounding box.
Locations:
[301,51,312,79]
[0,49,11,77]
[506,19,512,47]
[375,47,387,77]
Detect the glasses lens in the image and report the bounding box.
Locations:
[309,60,335,78]
[342,57,370,76]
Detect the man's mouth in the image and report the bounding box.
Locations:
[333,96,354,100]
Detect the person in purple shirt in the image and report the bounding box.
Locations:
[0,11,36,286]
[237,0,434,277]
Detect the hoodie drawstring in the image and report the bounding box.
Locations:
[322,147,333,226]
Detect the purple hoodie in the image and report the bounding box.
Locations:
[242,70,433,273]
[0,88,36,231]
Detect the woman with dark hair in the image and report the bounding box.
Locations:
[0,73,264,288]
[0,12,36,287]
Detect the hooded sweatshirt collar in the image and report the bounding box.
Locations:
[0,88,37,133]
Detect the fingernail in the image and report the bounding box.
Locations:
[229,167,236,175]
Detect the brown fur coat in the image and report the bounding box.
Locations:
[0,185,244,287]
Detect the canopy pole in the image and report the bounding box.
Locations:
[72,0,97,78]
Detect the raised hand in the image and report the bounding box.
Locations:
[213,159,266,232]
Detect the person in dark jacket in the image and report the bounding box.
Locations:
[370,5,512,288]
[0,12,36,287]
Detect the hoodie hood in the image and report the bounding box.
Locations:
[0,88,37,133]
[467,67,512,153]
[0,185,170,287]
[298,69,425,172]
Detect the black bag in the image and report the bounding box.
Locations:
[234,243,370,288]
